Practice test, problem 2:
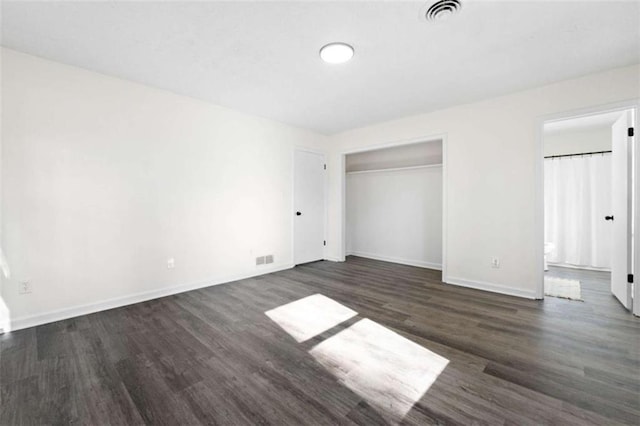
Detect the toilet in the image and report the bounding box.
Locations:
[544,242,555,271]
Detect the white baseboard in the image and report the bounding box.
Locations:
[8,263,294,332]
[445,276,537,299]
[347,251,442,271]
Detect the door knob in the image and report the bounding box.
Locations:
[605,215,614,221]
[296,211,302,216]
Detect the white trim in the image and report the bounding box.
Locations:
[446,276,537,299]
[535,99,640,302]
[534,110,545,299]
[347,251,442,270]
[9,264,294,332]
[324,255,344,262]
[346,164,442,175]
[291,148,296,267]
[340,152,347,262]
[339,133,448,277]
[442,134,449,282]
[323,153,329,262]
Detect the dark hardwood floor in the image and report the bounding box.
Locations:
[1,256,639,425]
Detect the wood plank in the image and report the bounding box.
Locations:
[1,257,638,425]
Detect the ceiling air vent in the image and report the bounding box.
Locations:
[424,0,462,22]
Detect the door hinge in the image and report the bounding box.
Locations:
[629,127,634,137]
[324,164,327,170]
[323,240,326,246]
[628,274,634,284]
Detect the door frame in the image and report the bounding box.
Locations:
[338,133,448,280]
[292,147,328,265]
[534,99,639,314]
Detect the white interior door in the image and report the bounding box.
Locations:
[294,150,325,265]
[634,111,640,317]
[611,111,633,309]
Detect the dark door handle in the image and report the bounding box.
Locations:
[605,215,614,221]
[296,211,302,216]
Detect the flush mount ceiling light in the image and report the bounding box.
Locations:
[423,0,462,22]
[319,43,354,64]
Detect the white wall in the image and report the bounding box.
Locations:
[346,166,442,269]
[1,48,327,329]
[327,64,640,299]
[544,126,611,157]
[2,48,638,331]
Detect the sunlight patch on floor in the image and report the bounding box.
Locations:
[265,294,357,342]
[266,295,449,422]
[309,318,449,423]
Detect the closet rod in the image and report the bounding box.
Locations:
[544,150,611,159]
[346,163,442,175]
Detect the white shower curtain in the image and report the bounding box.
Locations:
[544,153,612,269]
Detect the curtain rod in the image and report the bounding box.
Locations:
[544,150,612,159]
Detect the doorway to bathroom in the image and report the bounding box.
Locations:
[540,105,637,313]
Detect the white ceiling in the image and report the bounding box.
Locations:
[2,1,639,134]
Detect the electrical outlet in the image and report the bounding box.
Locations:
[491,257,500,269]
[167,258,175,269]
[19,281,32,294]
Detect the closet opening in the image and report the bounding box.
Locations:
[343,139,445,274]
